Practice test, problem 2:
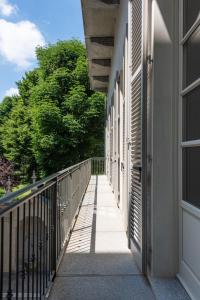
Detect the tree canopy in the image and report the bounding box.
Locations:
[0,40,105,180]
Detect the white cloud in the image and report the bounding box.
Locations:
[0,19,45,68]
[5,87,19,97]
[0,0,17,17]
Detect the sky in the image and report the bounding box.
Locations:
[0,0,84,102]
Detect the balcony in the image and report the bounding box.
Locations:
[48,175,155,300]
[0,158,189,299]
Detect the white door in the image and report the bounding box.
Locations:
[179,1,200,299]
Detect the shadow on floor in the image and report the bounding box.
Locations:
[48,176,157,300]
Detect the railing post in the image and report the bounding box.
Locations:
[90,159,92,180]
[52,179,58,278]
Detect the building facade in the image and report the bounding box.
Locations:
[81,1,200,299]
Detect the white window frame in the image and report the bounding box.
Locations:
[178,1,200,298]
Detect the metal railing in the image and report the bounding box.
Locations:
[0,157,105,299]
[91,157,105,175]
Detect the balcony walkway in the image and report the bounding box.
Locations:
[48,175,155,300]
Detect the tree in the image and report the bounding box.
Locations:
[0,95,19,155]
[0,39,105,178]
[1,99,35,180]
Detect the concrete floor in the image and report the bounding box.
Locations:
[48,175,155,300]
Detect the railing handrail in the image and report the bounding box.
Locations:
[0,157,105,214]
[0,158,92,210]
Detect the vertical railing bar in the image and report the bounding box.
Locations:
[16,207,19,300]
[27,200,31,300]
[46,188,49,287]
[7,211,13,300]
[39,193,42,299]
[36,195,39,300]
[92,159,94,175]
[43,189,46,295]
[22,203,26,300]
[60,180,62,251]
[32,197,35,300]
[49,187,52,278]
[56,183,59,260]
[57,183,59,259]
[0,217,4,300]
[52,181,57,276]
[59,181,62,253]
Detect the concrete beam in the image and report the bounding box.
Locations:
[86,39,114,59]
[81,0,119,92]
[92,59,111,67]
[99,0,120,4]
[93,76,109,82]
[90,37,114,47]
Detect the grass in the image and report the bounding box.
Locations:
[0,187,5,198]
[13,183,28,192]
[0,183,29,199]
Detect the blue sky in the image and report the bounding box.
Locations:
[0,0,84,102]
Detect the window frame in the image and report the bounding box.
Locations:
[180,0,200,208]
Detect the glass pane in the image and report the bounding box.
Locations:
[184,26,200,87]
[183,147,200,209]
[183,86,200,141]
[184,0,200,34]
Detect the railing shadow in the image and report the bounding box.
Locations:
[66,176,98,254]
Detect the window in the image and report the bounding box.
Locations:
[184,0,200,34]
[184,27,200,87]
[182,1,200,208]
[183,147,200,209]
[183,86,200,141]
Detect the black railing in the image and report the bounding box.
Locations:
[91,157,105,175]
[0,157,105,299]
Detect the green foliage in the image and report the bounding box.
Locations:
[1,99,35,179]
[17,69,40,103]
[0,184,29,199]
[0,39,105,179]
[36,40,86,78]
[0,96,18,154]
[0,187,4,198]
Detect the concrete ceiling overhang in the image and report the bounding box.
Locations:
[81,0,120,92]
